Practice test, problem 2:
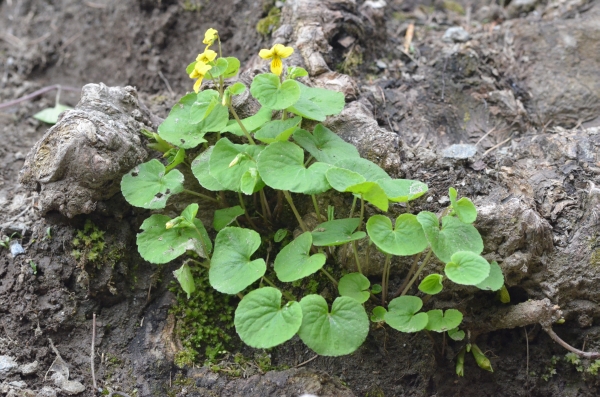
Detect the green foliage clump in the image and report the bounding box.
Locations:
[256,7,281,36]
[71,220,105,265]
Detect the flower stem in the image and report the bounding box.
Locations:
[393,251,423,298]
[183,189,219,203]
[401,249,433,296]
[358,195,365,231]
[238,191,258,230]
[262,276,296,301]
[352,240,363,274]
[283,190,308,232]
[320,267,338,287]
[349,196,357,218]
[381,254,391,305]
[228,103,256,145]
[311,194,323,222]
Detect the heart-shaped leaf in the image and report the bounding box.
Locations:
[235,287,302,348]
[33,103,72,124]
[371,306,387,322]
[449,187,477,223]
[448,327,466,341]
[338,273,370,303]
[121,159,184,209]
[222,57,241,78]
[326,167,366,192]
[226,81,246,96]
[425,309,463,332]
[366,214,428,256]
[378,179,428,202]
[137,213,211,263]
[191,146,225,191]
[250,74,301,110]
[311,218,366,246]
[325,169,389,211]
[257,141,332,194]
[444,251,490,285]
[334,157,391,182]
[287,66,308,80]
[417,212,483,263]
[286,82,345,121]
[173,263,195,299]
[206,57,229,78]
[274,232,326,282]
[240,168,265,195]
[298,295,369,356]
[475,260,504,291]
[254,116,301,144]
[209,227,266,294]
[293,124,360,165]
[221,107,272,136]
[347,182,389,212]
[213,206,245,231]
[209,138,264,192]
[418,274,444,295]
[384,296,428,333]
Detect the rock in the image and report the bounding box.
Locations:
[51,372,86,396]
[19,361,39,376]
[376,60,388,69]
[441,143,477,159]
[8,381,27,388]
[507,0,539,17]
[37,387,58,397]
[442,27,471,43]
[0,356,18,379]
[9,241,24,258]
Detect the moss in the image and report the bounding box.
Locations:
[256,7,281,36]
[71,220,106,268]
[590,249,600,267]
[443,0,466,15]
[337,45,363,76]
[180,0,202,12]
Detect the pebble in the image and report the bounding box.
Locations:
[442,144,477,159]
[0,355,18,379]
[8,381,27,388]
[19,360,39,375]
[51,372,86,395]
[376,60,388,70]
[442,27,471,43]
[37,387,58,397]
[10,241,25,258]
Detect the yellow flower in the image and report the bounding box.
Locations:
[203,28,218,46]
[196,49,217,64]
[189,62,212,93]
[259,44,294,76]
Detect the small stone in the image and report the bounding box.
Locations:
[37,386,58,397]
[438,196,450,204]
[0,355,18,379]
[52,373,86,395]
[442,144,478,159]
[19,361,39,376]
[376,60,388,69]
[10,241,25,258]
[8,381,27,388]
[442,27,471,43]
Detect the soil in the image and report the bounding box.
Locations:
[1,0,600,396]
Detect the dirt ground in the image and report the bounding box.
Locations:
[2,0,600,396]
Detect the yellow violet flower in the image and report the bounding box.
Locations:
[189,62,212,93]
[196,49,217,64]
[203,28,218,46]
[259,44,294,76]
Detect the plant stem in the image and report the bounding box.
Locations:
[304,155,313,167]
[228,103,256,145]
[183,189,219,203]
[320,267,338,287]
[262,276,296,301]
[282,110,287,120]
[238,192,259,230]
[381,254,391,306]
[349,196,357,218]
[283,190,308,232]
[351,240,363,274]
[187,258,210,269]
[358,195,365,231]
[394,251,423,299]
[401,250,433,296]
[311,194,323,222]
[260,189,272,219]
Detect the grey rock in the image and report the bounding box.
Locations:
[9,241,24,258]
[376,60,388,69]
[37,387,58,397]
[19,361,39,376]
[8,381,27,388]
[51,372,85,395]
[0,356,18,379]
[507,0,538,17]
[442,27,471,43]
[442,144,478,159]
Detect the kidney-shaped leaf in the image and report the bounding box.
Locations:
[254,116,301,144]
[209,227,266,294]
[209,138,264,192]
[326,167,366,192]
[338,273,370,303]
[449,187,477,223]
[378,179,428,203]
[334,157,391,182]
[311,218,366,246]
[418,274,444,295]
[475,260,504,291]
[250,74,300,110]
[213,206,245,231]
[425,309,463,332]
[286,83,345,121]
[417,212,483,264]
[444,251,490,285]
[274,232,326,282]
[298,295,369,356]
[235,287,302,348]
[137,214,211,263]
[293,124,359,165]
[384,296,428,333]
[121,159,184,209]
[257,141,332,194]
[366,214,428,256]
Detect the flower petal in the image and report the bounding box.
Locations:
[189,69,200,79]
[203,28,218,46]
[270,57,283,76]
[193,78,203,93]
[196,49,217,63]
[259,48,274,59]
[273,44,294,59]
[194,62,213,76]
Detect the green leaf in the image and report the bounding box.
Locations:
[298,295,369,356]
[173,263,196,299]
[287,66,308,80]
[293,124,360,165]
[191,146,225,191]
[325,169,389,212]
[311,218,366,246]
[213,206,245,231]
[223,57,241,78]
[377,179,428,203]
[366,214,428,256]
[350,182,389,212]
[498,284,510,303]
[207,57,229,78]
[371,284,382,294]
[227,81,246,96]
[274,229,288,243]
[371,306,387,322]
[448,327,466,341]
[338,273,370,303]
[240,168,265,195]
[209,227,266,294]
[384,296,428,333]
[417,212,483,263]
[235,287,302,348]
[449,187,477,223]
[164,148,186,173]
[425,309,463,332]
[121,159,184,209]
[257,141,332,194]
[286,82,345,121]
[444,251,490,285]
[334,157,391,182]
[250,73,301,110]
[254,116,301,144]
[33,103,72,124]
[186,61,196,75]
[475,261,504,291]
[471,344,493,372]
[326,167,366,192]
[418,274,444,295]
[274,232,326,282]
[136,214,211,263]
[209,138,264,192]
[456,348,466,377]
[221,107,272,136]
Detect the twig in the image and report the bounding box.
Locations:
[0,84,80,110]
[475,125,497,146]
[158,71,175,97]
[295,354,319,368]
[542,325,600,359]
[403,23,415,53]
[91,313,97,390]
[483,136,512,157]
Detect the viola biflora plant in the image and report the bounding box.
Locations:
[120,28,507,370]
